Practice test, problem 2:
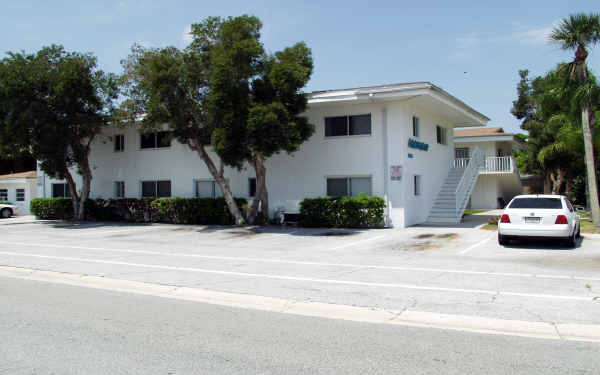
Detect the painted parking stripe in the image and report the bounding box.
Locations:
[331,235,387,250]
[1,240,600,282]
[0,250,598,302]
[459,238,490,255]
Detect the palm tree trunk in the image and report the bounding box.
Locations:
[582,107,600,228]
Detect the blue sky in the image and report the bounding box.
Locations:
[2,1,599,133]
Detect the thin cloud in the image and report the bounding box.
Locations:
[181,25,192,47]
[511,22,558,45]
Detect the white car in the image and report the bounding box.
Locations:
[498,195,580,247]
[0,203,18,218]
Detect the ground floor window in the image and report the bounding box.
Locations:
[141,180,171,198]
[0,189,7,201]
[326,177,372,197]
[52,183,72,198]
[114,181,125,198]
[195,180,224,198]
[249,178,256,197]
[16,189,25,202]
[414,175,422,196]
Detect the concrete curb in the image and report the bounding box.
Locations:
[1,265,599,343]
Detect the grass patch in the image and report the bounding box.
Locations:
[579,212,600,234]
[463,209,490,216]
[481,224,498,231]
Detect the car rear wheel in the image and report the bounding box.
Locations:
[1,208,12,218]
[498,233,508,246]
[565,228,577,248]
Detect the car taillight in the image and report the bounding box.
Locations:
[500,214,510,223]
[555,215,568,224]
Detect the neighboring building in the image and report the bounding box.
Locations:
[37,82,489,227]
[0,171,37,215]
[453,127,524,210]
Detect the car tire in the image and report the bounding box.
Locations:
[1,208,12,219]
[498,233,508,246]
[576,225,581,238]
[565,229,577,248]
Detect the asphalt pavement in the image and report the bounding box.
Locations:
[2,276,599,375]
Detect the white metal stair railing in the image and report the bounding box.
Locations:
[454,147,485,218]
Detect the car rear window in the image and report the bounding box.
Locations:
[508,197,563,209]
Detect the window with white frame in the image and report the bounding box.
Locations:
[16,188,25,202]
[114,134,125,152]
[324,114,371,137]
[195,180,224,198]
[52,183,72,198]
[141,180,171,198]
[436,125,447,145]
[114,181,125,198]
[326,177,372,197]
[140,131,171,149]
[0,189,7,201]
[455,147,469,159]
[412,116,420,137]
[414,175,422,196]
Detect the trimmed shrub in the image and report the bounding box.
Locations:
[299,195,385,228]
[30,198,73,220]
[488,216,500,225]
[151,197,247,225]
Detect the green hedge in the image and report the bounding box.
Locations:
[30,198,74,220]
[299,195,385,228]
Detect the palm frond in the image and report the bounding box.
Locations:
[550,13,600,49]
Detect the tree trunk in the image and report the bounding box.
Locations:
[550,169,566,195]
[543,173,552,194]
[582,107,600,228]
[64,169,80,220]
[248,152,268,224]
[192,140,245,225]
[565,178,573,200]
[77,153,93,221]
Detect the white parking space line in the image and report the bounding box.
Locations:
[0,250,598,302]
[74,226,162,236]
[2,240,600,282]
[459,238,490,255]
[331,235,387,250]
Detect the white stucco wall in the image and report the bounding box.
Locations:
[38,98,470,228]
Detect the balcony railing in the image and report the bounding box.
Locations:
[453,156,515,173]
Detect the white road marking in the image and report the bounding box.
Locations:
[1,265,600,343]
[0,250,597,301]
[331,235,387,250]
[1,240,600,282]
[74,226,161,236]
[459,238,490,255]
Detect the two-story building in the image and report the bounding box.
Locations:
[37,82,490,227]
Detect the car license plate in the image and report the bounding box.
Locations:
[524,217,540,224]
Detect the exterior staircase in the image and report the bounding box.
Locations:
[427,147,485,224]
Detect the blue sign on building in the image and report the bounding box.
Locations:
[408,138,429,151]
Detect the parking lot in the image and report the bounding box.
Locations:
[1,217,599,325]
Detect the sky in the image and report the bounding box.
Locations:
[2,0,599,134]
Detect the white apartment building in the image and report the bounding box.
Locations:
[38,82,489,227]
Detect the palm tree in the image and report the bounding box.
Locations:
[551,13,600,228]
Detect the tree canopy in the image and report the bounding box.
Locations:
[0,45,119,219]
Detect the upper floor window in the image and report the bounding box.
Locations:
[141,131,171,149]
[195,180,224,198]
[16,188,25,202]
[141,180,171,198]
[0,189,7,201]
[325,114,371,137]
[114,134,125,152]
[326,177,372,197]
[52,183,71,198]
[436,125,447,145]
[455,147,469,159]
[412,116,420,137]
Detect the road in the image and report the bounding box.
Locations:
[2,276,599,375]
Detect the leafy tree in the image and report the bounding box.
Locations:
[121,15,314,224]
[551,13,600,227]
[207,16,314,222]
[0,45,118,219]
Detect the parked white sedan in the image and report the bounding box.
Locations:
[498,195,580,247]
[0,203,18,218]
